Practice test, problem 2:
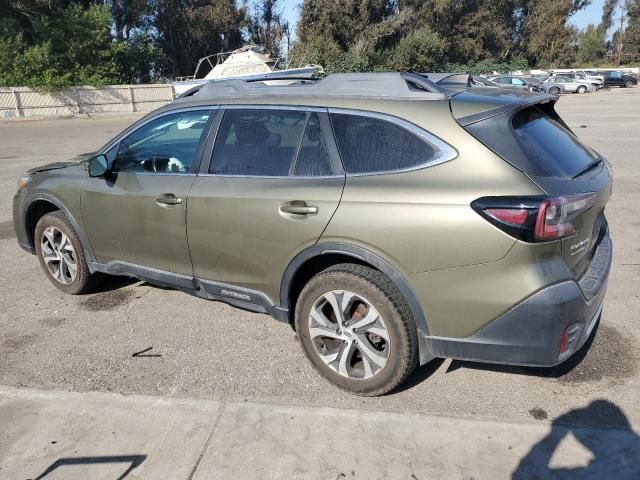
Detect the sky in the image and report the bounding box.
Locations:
[278,0,623,38]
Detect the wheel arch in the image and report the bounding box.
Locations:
[280,243,433,364]
[24,193,95,265]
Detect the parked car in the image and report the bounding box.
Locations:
[556,72,603,90]
[470,76,500,87]
[488,75,541,92]
[14,73,612,396]
[543,76,595,94]
[601,71,638,88]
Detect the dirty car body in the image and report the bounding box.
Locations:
[14,73,613,395]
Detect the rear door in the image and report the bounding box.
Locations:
[186,106,345,300]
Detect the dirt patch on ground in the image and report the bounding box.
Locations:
[38,316,66,328]
[528,407,548,420]
[557,324,637,385]
[0,220,15,240]
[79,288,134,312]
[2,333,39,352]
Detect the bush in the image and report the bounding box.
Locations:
[386,28,445,72]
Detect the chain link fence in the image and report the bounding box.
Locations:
[0,84,175,119]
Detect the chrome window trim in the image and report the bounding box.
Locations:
[328,107,458,177]
[220,104,326,113]
[99,106,220,155]
[205,105,342,179]
[116,172,197,177]
[196,173,342,180]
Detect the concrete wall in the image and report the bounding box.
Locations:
[0,84,175,119]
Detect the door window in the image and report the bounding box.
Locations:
[114,110,211,174]
[211,109,335,177]
[511,78,525,85]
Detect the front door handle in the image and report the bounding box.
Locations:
[280,201,318,216]
[156,193,183,206]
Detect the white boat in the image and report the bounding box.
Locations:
[172,46,322,96]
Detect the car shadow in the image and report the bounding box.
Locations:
[391,357,446,394]
[90,275,139,294]
[512,400,640,479]
[29,454,146,480]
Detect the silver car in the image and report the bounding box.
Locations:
[543,76,595,94]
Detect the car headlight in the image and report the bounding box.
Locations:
[17,175,31,191]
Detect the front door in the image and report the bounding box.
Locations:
[187,107,345,301]
[81,109,214,275]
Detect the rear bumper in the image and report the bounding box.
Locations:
[424,232,612,367]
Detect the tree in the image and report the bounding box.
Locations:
[109,0,150,39]
[520,0,586,68]
[623,0,640,61]
[247,0,288,59]
[576,24,607,65]
[152,0,246,77]
[0,2,164,88]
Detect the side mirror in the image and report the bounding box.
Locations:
[88,154,109,178]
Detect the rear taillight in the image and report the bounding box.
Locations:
[534,194,596,240]
[472,193,596,242]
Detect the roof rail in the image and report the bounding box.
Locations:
[176,72,449,102]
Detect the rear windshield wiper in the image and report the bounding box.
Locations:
[573,158,603,179]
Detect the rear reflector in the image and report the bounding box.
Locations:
[484,208,529,226]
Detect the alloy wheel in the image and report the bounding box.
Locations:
[308,290,390,380]
[41,226,77,285]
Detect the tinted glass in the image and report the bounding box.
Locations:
[292,113,334,176]
[211,109,306,176]
[331,113,435,174]
[512,107,599,177]
[114,110,210,174]
[511,78,525,85]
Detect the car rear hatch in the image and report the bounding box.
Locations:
[451,89,612,280]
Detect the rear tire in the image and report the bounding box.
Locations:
[295,264,418,396]
[35,211,102,295]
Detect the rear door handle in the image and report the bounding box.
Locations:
[156,193,183,206]
[280,202,318,216]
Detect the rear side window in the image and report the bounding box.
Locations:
[512,107,599,177]
[212,109,306,176]
[330,113,436,175]
[211,109,336,177]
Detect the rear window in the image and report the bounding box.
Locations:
[512,107,599,177]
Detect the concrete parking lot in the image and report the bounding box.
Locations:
[1,88,639,478]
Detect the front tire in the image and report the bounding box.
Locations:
[577,85,587,94]
[35,211,102,295]
[624,80,634,88]
[550,86,561,95]
[295,264,418,396]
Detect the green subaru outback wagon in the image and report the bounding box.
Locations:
[13,73,612,395]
